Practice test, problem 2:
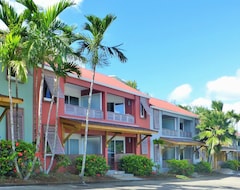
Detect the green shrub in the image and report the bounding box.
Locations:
[194,161,212,173]
[221,160,240,171]
[75,155,109,176]
[0,140,36,177]
[166,159,194,176]
[54,155,71,171]
[120,155,154,176]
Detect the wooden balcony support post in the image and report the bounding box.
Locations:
[137,134,152,145]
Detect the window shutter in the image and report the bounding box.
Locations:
[141,135,148,154]
[154,144,160,162]
[46,127,65,155]
[7,108,24,140]
[140,97,151,115]
[153,109,160,129]
[44,75,64,98]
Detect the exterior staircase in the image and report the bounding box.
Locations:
[106,170,143,181]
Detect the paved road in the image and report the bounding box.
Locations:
[1,176,240,190]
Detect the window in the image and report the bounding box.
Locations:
[64,135,101,155]
[107,102,114,112]
[115,103,124,114]
[44,75,64,100]
[140,104,146,118]
[65,139,80,155]
[163,147,175,160]
[107,102,124,114]
[180,123,183,130]
[86,136,101,154]
[7,108,24,140]
[81,93,101,110]
[6,67,18,81]
[43,81,52,99]
[65,95,79,106]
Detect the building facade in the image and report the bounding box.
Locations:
[0,64,33,142]
[149,98,203,172]
[34,66,156,169]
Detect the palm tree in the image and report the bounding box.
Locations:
[126,80,138,89]
[0,0,28,179]
[17,0,78,179]
[44,56,81,174]
[76,14,127,182]
[196,100,237,165]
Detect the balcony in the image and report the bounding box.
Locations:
[65,104,103,119]
[107,112,134,124]
[180,131,192,138]
[162,128,178,136]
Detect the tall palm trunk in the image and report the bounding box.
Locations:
[79,65,96,182]
[8,67,22,179]
[47,76,60,174]
[25,65,44,180]
[44,76,57,173]
[15,79,19,140]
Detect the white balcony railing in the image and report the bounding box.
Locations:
[107,112,134,124]
[162,128,178,136]
[65,104,103,119]
[180,131,192,138]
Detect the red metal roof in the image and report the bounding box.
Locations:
[149,97,198,118]
[79,67,148,97]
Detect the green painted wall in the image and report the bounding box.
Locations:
[0,66,33,142]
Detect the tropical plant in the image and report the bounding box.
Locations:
[75,155,109,177]
[0,0,29,179]
[221,160,240,171]
[0,140,36,177]
[126,80,138,89]
[16,0,77,179]
[44,56,81,174]
[166,159,194,176]
[75,14,127,182]
[120,155,154,176]
[195,100,237,165]
[194,161,212,173]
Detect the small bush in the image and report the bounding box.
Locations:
[120,155,154,176]
[221,160,240,171]
[167,159,194,176]
[75,155,109,176]
[0,140,36,177]
[194,161,212,173]
[54,155,71,171]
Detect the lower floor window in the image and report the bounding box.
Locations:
[64,135,102,155]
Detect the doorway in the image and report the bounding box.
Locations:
[108,137,125,169]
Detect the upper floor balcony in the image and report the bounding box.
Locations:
[162,128,192,138]
[107,111,134,123]
[64,104,135,124]
[64,84,135,124]
[65,104,103,119]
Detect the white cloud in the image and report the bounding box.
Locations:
[2,0,83,14]
[223,101,240,114]
[206,69,240,101]
[168,84,192,102]
[190,97,212,108]
[1,0,83,30]
[33,0,83,9]
[0,20,8,32]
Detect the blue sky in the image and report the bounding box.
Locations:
[3,0,240,112]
